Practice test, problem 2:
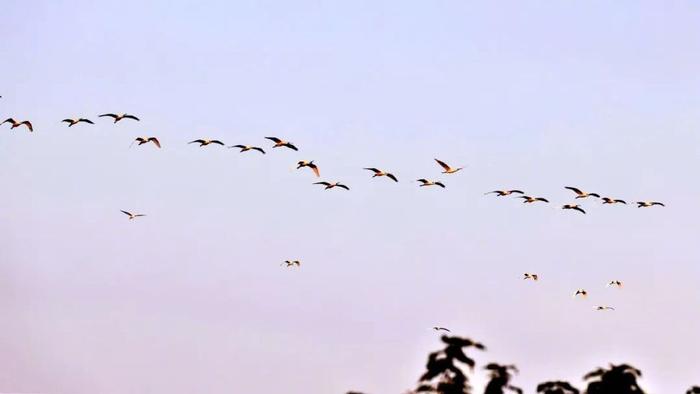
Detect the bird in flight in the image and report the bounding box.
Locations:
[297,160,320,177]
[601,197,627,205]
[417,179,445,188]
[314,181,350,190]
[523,273,539,281]
[518,196,548,203]
[131,137,161,148]
[596,306,615,311]
[637,201,665,208]
[265,137,298,151]
[562,204,586,214]
[574,289,588,298]
[565,186,600,199]
[99,113,140,123]
[485,190,524,196]
[281,260,301,267]
[2,118,33,132]
[364,168,398,182]
[607,280,623,288]
[230,145,265,154]
[62,118,94,127]
[434,159,463,174]
[433,327,451,332]
[188,139,225,147]
[120,210,146,220]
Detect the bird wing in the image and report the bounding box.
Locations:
[435,182,446,188]
[565,186,583,195]
[188,139,205,144]
[652,202,665,206]
[574,206,586,214]
[284,143,298,151]
[120,210,132,216]
[536,198,549,203]
[616,199,627,204]
[122,114,140,121]
[417,179,428,184]
[386,173,398,182]
[265,136,282,143]
[337,184,350,190]
[231,145,246,149]
[148,137,161,148]
[211,140,225,145]
[309,164,320,177]
[364,167,380,173]
[1,118,15,125]
[314,182,331,186]
[61,119,73,123]
[434,158,450,170]
[510,190,524,194]
[21,121,33,131]
[252,147,265,154]
[133,214,146,217]
[589,193,600,198]
[79,118,94,124]
[99,114,118,118]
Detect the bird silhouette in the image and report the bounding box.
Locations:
[120,210,146,220]
[523,273,539,281]
[601,197,626,205]
[565,187,600,199]
[636,201,665,208]
[574,289,588,298]
[485,190,524,196]
[595,306,615,311]
[230,145,265,154]
[364,167,398,182]
[297,160,320,177]
[314,181,350,190]
[62,118,94,127]
[281,260,301,267]
[433,327,451,333]
[188,139,225,147]
[99,113,139,123]
[607,280,623,288]
[132,137,161,148]
[434,159,463,174]
[518,196,548,204]
[417,179,445,188]
[265,136,298,151]
[562,204,586,214]
[2,118,33,132]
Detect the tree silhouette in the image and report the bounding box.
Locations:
[583,363,645,394]
[412,335,486,394]
[483,363,522,394]
[537,381,580,394]
[686,386,700,394]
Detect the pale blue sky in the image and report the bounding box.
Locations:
[1,1,699,393]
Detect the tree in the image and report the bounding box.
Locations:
[483,363,522,394]
[537,381,580,394]
[412,335,486,394]
[584,363,645,394]
[686,386,700,394]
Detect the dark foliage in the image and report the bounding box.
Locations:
[537,381,580,394]
[483,363,522,394]
[583,364,645,394]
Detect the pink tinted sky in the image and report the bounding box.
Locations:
[1,0,699,393]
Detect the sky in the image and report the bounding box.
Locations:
[1,1,699,393]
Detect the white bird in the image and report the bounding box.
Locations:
[230,145,265,154]
[434,159,463,174]
[2,118,33,132]
[99,113,140,123]
[565,186,600,199]
[637,201,665,208]
[417,179,445,188]
[596,306,615,311]
[574,289,588,298]
[189,139,225,147]
[121,210,146,220]
[364,168,398,182]
[523,273,539,281]
[607,280,623,288]
[297,160,320,177]
[314,181,350,190]
[62,118,94,127]
[562,204,586,214]
[132,137,161,148]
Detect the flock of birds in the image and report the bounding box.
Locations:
[3,107,667,330]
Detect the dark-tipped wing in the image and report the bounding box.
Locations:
[417,179,428,184]
[265,136,282,143]
[122,114,140,121]
[283,142,298,151]
[535,198,549,203]
[435,182,446,188]
[386,173,398,182]
[61,119,73,123]
[565,186,583,195]
[21,121,33,131]
[509,190,524,194]
[434,158,450,170]
[652,202,665,206]
[79,118,94,124]
[364,167,380,173]
[252,147,265,154]
[99,113,118,118]
[309,163,320,177]
[573,206,586,214]
[337,184,350,190]
[189,139,205,144]
[314,182,331,186]
[120,210,132,216]
[615,199,627,204]
[231,145,246,149]
[211,140,225,145]
[148,137,161,148]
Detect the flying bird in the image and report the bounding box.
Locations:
[297,160,320,177]
[565,186,600,199]
[364,168,398,182]
[523,273,539,281]
[574,289,588,298]
[230,145,265,154]
[637,201,665,208]
[265,137,298,151]
[434,159,463,174]
[433,327,451,332]
[314,181,350,190]
[62,118,94,127]
[417,179,445,188]
[132,137,161,148]
[120,210,146,220]
[2,118,33,132]
[99,113,140,123]
[602,197,627,205]
[562,204,586,214]
[485,190,524,196]
[188,139,225,147]
[596,306,615,311]
[281,260,301,267]
[607,280,623,288]
[518,196,548,203]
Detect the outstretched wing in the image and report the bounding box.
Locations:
[309,163,320,177]
[565,186,583,195]
[211,140,225,145]
[265,136,282,143]
[573,206,586,214]
[99,113,118,119]
[364,167,380,173]
[435,182,446,188]
[21,121,33,131]
[535,198,549,203]
[434,158,450,170]
[79,118,94,124]
[386,173,398,182]
[252,147,265,154]
[284,142,298,151]
[148,137,161,148]
[337,184,350,190]
[188,139,205,144]
[120,210,132,216]
[122,114,140,121]
[314,182,331,186]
